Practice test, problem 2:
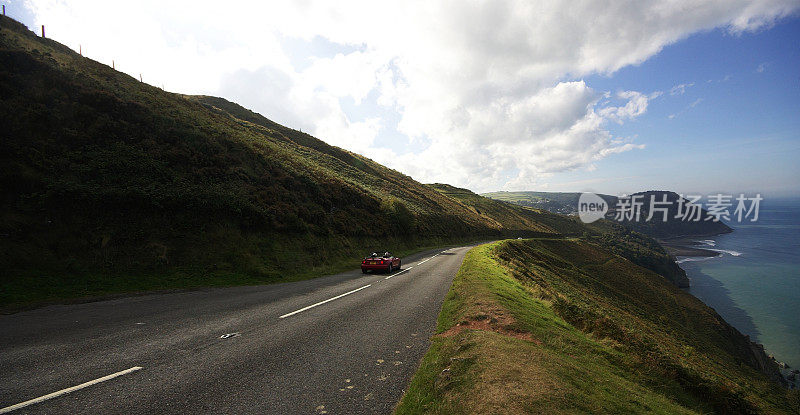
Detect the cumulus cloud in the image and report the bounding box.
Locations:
[20,0,800,191]
[598,91,661,124]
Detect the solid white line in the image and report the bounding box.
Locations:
[279,284,372,319]
[0,367,143,414]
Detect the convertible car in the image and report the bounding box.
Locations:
[361,252,401,273]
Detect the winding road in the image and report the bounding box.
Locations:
[0,245,473,414]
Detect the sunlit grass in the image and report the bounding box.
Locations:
[396,241,793,414]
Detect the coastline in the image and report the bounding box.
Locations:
[658,230,796,389]
[658,231,732,258]
[660,241,720,257]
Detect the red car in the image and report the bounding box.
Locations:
[361,252,401,273]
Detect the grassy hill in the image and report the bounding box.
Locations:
[482,191,733,239]
[426,184,586,235]
[0,15,561,308]
[397,241,795,414]
[432,185,690,287]
[0,14,712,304]
[481,191,591,215]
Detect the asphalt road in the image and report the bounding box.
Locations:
[0,245,473,414]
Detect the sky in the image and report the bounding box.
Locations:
[7,0,800,197]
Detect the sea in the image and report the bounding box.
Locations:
[677,198,800,370]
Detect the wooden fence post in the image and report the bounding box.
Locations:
[41,25,45,38]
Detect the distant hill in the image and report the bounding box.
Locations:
[481,191,593,214]
[432,185,690,287]
[482,190,732,239]
[615,190,733,239]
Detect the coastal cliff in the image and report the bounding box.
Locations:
[746,339,787,385]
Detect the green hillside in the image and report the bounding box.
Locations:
[0,15,557,307]
[432,185,690,287]
[481,191,590,215]
[0,15,716,306]
[397,241,794,414]
[426,184,586,235]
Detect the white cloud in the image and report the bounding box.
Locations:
[20,0,800,191]
[670,82,695,95]
[668,97,704,119]
[598,91,661,124]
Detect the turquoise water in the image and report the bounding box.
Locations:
[680,199,800,368]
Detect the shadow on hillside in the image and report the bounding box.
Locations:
[686,266,762,342]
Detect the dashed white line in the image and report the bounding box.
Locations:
[387,251,446,278]
[417,253,439,266]
[384,267,412,280]
[281,251,447,317]
[0,367,143,414]
[1,249,456,412]
[279,284,372,319]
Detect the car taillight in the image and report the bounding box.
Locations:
[380,260,385,264]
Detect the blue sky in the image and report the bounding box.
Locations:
[9,1,800,198]
[572,19,800,197]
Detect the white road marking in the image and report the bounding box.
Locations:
[283,250,447,316]
[0,367,143,414]
[279,285,372,319]
[417,253,440,266]
[384,268,411,280]
[387,251,445,279]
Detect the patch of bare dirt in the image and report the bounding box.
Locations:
[437,309,542,344]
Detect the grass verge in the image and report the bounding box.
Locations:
[396,240,794,414]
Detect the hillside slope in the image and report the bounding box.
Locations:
[0,15,555,307]
[397,241,793,414]
[0,15,713,307]
[431,185,691,287]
